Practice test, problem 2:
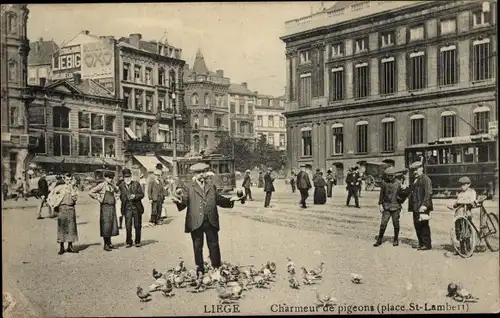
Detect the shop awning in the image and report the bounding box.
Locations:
[62,157,105,165]
[33,156,62,164]
[159,156,174,166]
[133,155,163,172]
[102,157,123,166]
[125,127,138,140]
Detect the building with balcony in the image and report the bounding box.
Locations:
[255,94,287,150]
[183,49,230,154]
[28,37,58,86]
[1,4,36,184]
[26,74,124,174]
[229,82,256,142]
[281,0,497,183]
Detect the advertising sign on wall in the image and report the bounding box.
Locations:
[95,78,115,94]
[52,45,81,71]
[81,41,115,80]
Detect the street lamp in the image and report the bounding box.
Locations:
[170,84,178,178]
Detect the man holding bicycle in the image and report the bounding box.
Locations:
[447,177,477,220]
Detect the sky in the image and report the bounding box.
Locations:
[27,2,337,97]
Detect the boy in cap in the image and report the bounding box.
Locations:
[172,162,242,274]
[447,176,477,219]
[242,170,253,201]
[118,168,145,248]
[408,160,433,251]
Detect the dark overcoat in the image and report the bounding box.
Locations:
[263,172,275,192]
[118,181,145,215]
[242,175,252,189]
[408,174,434,213]
[296,171,312,190]
[176,181,234,233]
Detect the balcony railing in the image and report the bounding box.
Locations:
[233,113,254,120]
[215,126,230,135]
[234,132,255,139]
[124,140,186,153]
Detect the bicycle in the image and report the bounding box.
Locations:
[449,195,499,258]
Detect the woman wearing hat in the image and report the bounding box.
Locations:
[313,171,327,205]
[89,171,120,251]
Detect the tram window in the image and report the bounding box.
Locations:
[476,145,489,163]
[426,150,437,165]
[221,164,230,173]
[438,148,450,164]
[451,148,462,163]
[489,144,497,161]
[463,147,474,163]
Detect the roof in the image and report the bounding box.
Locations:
[192,49,209,74]
[229,83,256,96]
[45,78,115,98]
[326,1,359,12]
[28,40,59,66]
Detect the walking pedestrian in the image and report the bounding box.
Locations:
[147,169,165,227]
[296,165,312,208]
[15,177,27,201]
[118,168,145,248]
[313,171,327,205]
[263,168,275,208]
[172,163,242,275]
[242,170,253,201]
[47,173,79,255]
[258,171,264,188]
[325,169,335,198]
[408,161,433,251]
[373,167,410,247]
[345,167,361,208]
[37,173,52,219]
[89,171,120,252]
[289,169,296,193]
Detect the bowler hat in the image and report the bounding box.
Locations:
[409,161,423,169]
[458,176,471,184]
[316,168,321,172]
[122,168,132,177]
[190,163,209,172]
[156,163,163,170]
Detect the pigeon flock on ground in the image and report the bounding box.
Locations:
[136,258,478,306]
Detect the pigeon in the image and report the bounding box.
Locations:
[266,261,277,274]
[289,274,300,289]
[453,283,478,303]
[350,273,363,284]
[136,286,151,302]
[286,257,296,274]
[148,277,167,292]
[215,282,240,304]
[310,262,325,278]
[161,280,175,297]
[152,268,163,280]
[315,290,337,306]
[302,267,319,285]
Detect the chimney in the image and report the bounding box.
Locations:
[216,69,224,77]
[241,82,247,88]
[129,33,142,48]
[73,73,82,85]
[81,30,90,35]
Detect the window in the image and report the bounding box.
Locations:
[231,121,235,133]
[123,88,131,109]
[91,114,104,131]
[239,104,244,114]
[158,95,164,111]
[356,121,368,153]
[239,122,245,133]
[9,107,19,126]
[78,112,90,129]
[91,136,103,157]
[382,118,395,152]
[331,124,344,155]
[440,18,456,35]
[8,60,17,82]
[354,63,369,98]
[268,116,274,127]
[28,107,46,126]
[248,105,253,115]
[105,116,115,132]
[472,38,492,81]
[7,13,17,34]
[299,73,312,107]
[53,133,71,156]
[299,51,310,64]
[203,115,209,126]
[28,68,37,84]
[472,10,490,27]
[409,25,424,41]
[410,114,425,145]
[381,31,395,47]
[53,107,70,129]
[145,94,153,112]
[408,51,426,90]
[79,135,90,156]
[380,57,396,95]
[257,116,263,126]
[204,93,210,106]
[355,38,367,53]
[134,66,141,82]
[268,135,274,146]
[301,128,312,156]
[215,117,222,128]
[279,117,285,128]
[191,93,199,105]
[279,134,285,147]
[203,135,208,148]
[249,123,254,134]
[439,45,458,86]
[230,102,236,113]
[135,90,143,111]
[104,138,115,157]
[329,43,343,58]
[473,107,490,132]
[158,68,165,85]
[193,116,199,129]
[329,67,344,101]
[123,63,130,80]
[145,68,152,85]
[34,132,46,154]
[441,111,457,138]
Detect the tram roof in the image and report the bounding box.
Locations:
[405,134,496,149]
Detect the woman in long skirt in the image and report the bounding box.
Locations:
[89,171,119,251]
[313,172,327,205]
[326,169,335,198]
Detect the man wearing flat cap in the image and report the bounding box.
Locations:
[263,167,275,208]
[118,168,145,248]
[408,161,433,251]
[242,170,253,201]
[296,165,312,208]
[173,162,242,274]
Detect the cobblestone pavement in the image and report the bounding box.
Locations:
[2,184,499,316]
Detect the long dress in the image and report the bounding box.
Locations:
[313,176,327,205]
[57,191,78,243]
[326,173,334,198]
[100,190,119,238]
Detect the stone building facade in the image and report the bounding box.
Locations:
[28,38,58,86]
[281,0,497,182]
[229,83,256,142]
[255,95,287,150]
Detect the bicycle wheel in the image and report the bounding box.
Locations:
[483,213,499,252]
[450,216,476,258]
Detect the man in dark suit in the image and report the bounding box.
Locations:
[172,163,242,274]
[148,169,165,226]
[408,161,433,251]
[346,166,361,208]
[296,165,312,208]
[289,169,296,193]
[37,173,52,219]
[263,167,275,208]
[242,169,253,201]
[118,168,145,248]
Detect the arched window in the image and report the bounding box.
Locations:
[410,114,425,145]
[203,115,209,127]
[356,120,368,153]
[473,106,490,133]
[381,117,395,152]
[440,110,456,138]
[193,115,199,129]
[203,135,208,148]
[191,93,199,105]
[7,13,17,34]
[169,70,176,88]
[8,60,17,82]
[204,93,210,106]
[193,135,200,153]
[268,115,274,127]
[331,123,343,155]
